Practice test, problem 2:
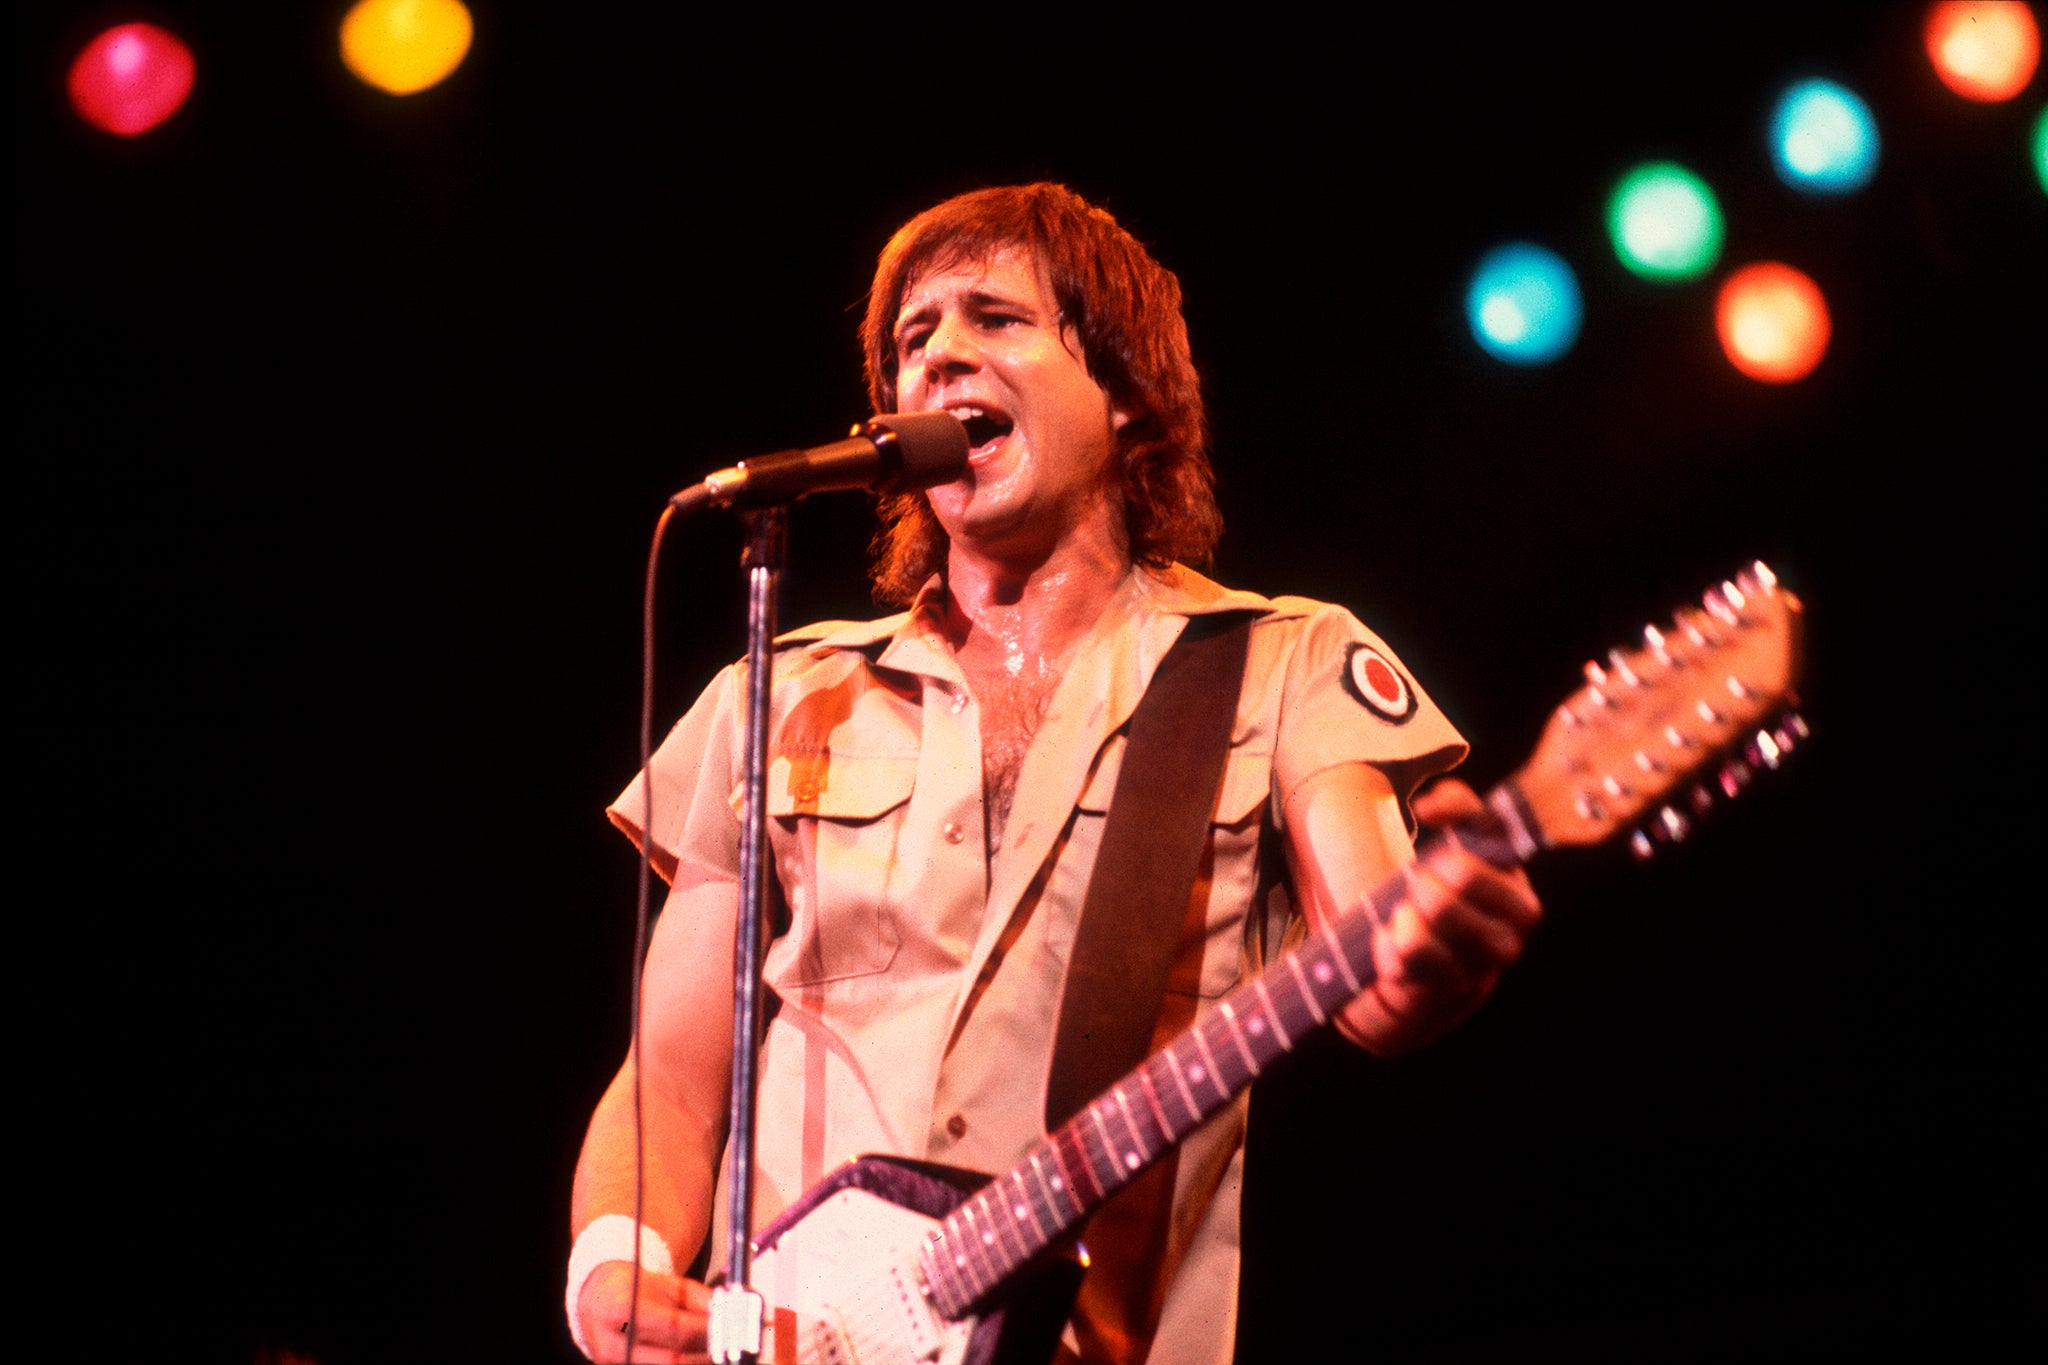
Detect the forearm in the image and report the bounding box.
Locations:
[571,1058,724,1260]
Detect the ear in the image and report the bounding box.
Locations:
[1110,402,1133,433]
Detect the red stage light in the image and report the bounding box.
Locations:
[67,23,196,137]
[1925,1,2042,102]
[1716,263,1832,384]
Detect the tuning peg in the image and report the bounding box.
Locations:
[1630,829,1655,861]
[1606,649,1643,687]
[1749,729,1784,770]
[1642,623,1679,668]
[1690,782,1715,814]
[1573,788,1608,823]
[1737,561,1778,596]
[1695,699,1727,725]
[1633,748,1667,774]
[1782,712,1809,741]
[1657,804,1690,842]
[1718,759,1753,798]
[1663,724,1698,751]
[1704,587,1741,628]
[1724,674,1758,701]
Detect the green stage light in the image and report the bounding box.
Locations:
[2034,105,2047,195]
[1607,162,1725,282]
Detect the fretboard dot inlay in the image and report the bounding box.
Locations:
[1188,1064,1205,1082]
[1247,1016,1265,1035]
[1313,962,1333,983]
[1124,1152,1140,1170]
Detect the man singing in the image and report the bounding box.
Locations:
[568,183,1541,1364]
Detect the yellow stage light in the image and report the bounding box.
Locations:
[341,0,473,96]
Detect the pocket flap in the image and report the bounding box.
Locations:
[736,750,919,821]
[1078,735,1269,826]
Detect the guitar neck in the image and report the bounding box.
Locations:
[916,565,1803,1321]
[916,792,1535,1320]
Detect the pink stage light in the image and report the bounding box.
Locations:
[67,23,196,137]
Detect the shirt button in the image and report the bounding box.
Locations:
[943,821,966,844]
[946,1113,968,1139]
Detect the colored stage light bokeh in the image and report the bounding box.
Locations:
[1925,1,2041,102]
[1716,263,1832,383]
[1771,79,1881,192]
[1607,162,1725,281]
[2034,104,2048,192]
[341,0,474,95]
[67,23,196,137]
[1466,244,1584,365]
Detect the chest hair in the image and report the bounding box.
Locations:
[962,658,1063,850]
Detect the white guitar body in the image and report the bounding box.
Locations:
[742,1154,1081,1365]
[753,1186,973,1365]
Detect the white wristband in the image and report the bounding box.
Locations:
[565,1214,677,1360]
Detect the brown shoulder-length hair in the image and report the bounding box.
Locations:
[860,183,1220,604]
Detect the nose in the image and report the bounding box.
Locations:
[919,310,981,382]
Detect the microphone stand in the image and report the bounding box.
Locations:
[709,505,783,1365]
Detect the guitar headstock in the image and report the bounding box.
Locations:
[1508,562,1806,857]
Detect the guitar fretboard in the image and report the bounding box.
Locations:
[916,809,1524,1319]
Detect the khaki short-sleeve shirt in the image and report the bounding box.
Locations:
[610,564,1465,1364]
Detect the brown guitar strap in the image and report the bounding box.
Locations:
[1045,613,1254,1131]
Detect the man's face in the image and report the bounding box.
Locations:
[892,246,1129,564]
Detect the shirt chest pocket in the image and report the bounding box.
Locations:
[1075,737,1274,999]
[751,750,918,987]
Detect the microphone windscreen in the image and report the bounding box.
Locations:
[869,411,970,491]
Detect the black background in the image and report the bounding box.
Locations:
[16,4,2041,1361]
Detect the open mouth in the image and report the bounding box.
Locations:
[948,404,1014,454]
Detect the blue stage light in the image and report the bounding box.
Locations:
[1466,244,1583,366]
[1771,79,1881,193]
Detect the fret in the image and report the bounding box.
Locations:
[1215,1001,1262,1080]
[977,1183,1031,1272]
[1052,1120,1103,1208]
[1083,1102,1126,1193]
[1281,952,1329,1024]
[1187,1026,1230,1108]
[1266,961,1327,1043]
[919,1231,968,1318]
[1250,977,1292,1050]
[1314,916,1366,997]
[1153,1045,1202,1133]
[1110,1085,1154,1175]
[1004,1167,1053,1247]
[952,1199,1001,1295]
[1132,1065,1175,1143]
[1025,1146,1077,1228]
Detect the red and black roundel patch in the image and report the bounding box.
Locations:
[1342,642,1417,723]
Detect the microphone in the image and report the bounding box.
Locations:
[675,412,970,511]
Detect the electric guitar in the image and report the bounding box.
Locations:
[743,564,1806,1365]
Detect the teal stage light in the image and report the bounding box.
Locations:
[1607,163,1724,282]
[1466,244,1583,366]
[1772,79,1881,193]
